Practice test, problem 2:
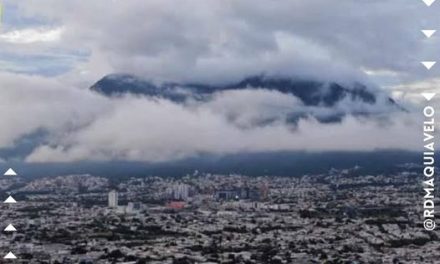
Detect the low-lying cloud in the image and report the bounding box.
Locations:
[0,72,421,163]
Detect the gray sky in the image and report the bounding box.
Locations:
[0,0,434,162]
[1,0,439,88]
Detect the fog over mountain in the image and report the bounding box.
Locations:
[0,0,432,165]
[0,70,419,164]
[91,73,402,125]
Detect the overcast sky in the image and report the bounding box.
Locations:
[0,0,436,162]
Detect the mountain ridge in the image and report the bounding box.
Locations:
[90,73,402,124]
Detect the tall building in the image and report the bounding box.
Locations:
[108,190,118,208]
[171,183,190,201]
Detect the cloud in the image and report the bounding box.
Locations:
[0,27,64,44]
[0,72,108,148]
[0,72,417,163]
[24,94,420,163]
[0,1,431,162]
[4,0,439,87]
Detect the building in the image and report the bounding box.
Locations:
[169,183,190,201]
[215,187,262,201]
[108,190,118,208]
[167,201,186,210]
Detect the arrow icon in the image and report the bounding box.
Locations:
[4,224,16,232]
[3,168,17,176]
[422,30,436,38]
[4,195,17,204]
[422,0,437,6]
[422,93,436,101]
[421,61,437,70]
[3,252,17,259]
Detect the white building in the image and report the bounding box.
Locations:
[172,184,190,200]
[108,190,118,208]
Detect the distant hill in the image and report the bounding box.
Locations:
[2,150,424,180]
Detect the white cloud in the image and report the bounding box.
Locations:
[25,96,420,163]
[6,0,439,88]
[0,72,109,148]
[0,75,414,162]
[0,27,64,44]
[0,1,431,163]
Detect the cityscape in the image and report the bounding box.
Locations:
[1,165,438,263]
[0,1,439,263]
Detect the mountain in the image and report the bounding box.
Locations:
[90,74,401,123]
[91,74,389,105]
[90,74,189,101]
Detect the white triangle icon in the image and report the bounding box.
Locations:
[422,0,436,6]
[3,252,17,259]
[422,30,436,38]
[421,61,437,70]
[4,196,17,204]
[3,168,17,176]
[422,93,436,101]
[4,224,17,232]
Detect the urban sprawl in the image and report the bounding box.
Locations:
[0,165,439,264]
